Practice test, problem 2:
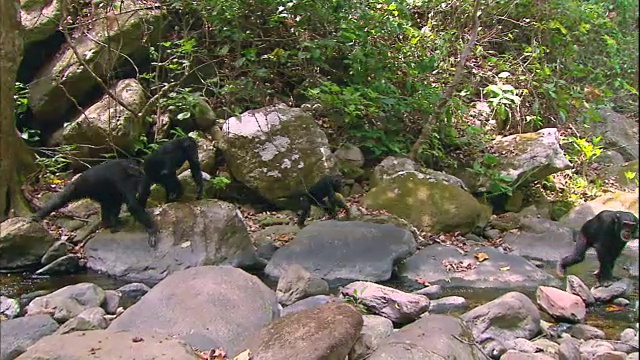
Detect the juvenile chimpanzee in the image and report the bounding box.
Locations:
[31,159,160,247]
[556,210,639,286]
[290,174,351,228]
[137,136,204,208]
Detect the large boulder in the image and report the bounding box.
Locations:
[363,172,491,234]
[460,128,572,192]
[86,200,259,282]
[14,330,198,359]
[596,160,639,191]
[20,0,63,44]
[219,104,338,203]
[502,217,575,262]
[588,108,639,161]
[398,245,559,289]
[237,302,363,360]
[109,266,279,356]
[560,191,639,230]
[367,314,490,360]
[28,0,165,124]
[48,79,149,159]
[0,314,59,360]
[0,217,55,270]
[265,220,417,283]
[371,156,467,190]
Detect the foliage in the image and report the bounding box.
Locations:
[563,135,603,176]
[469,153,515,196]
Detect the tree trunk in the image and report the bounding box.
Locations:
[0,0,34,221]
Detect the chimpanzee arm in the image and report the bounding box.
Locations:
[137,175,153,208]
[118,180,159,247]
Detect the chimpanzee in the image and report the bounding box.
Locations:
[137,136,204,207]
[31,159,160,247]
[288,174,351,228]
[556,210,639,286]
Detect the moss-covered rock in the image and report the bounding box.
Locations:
[363,172,491,234]
[596,160,638,191]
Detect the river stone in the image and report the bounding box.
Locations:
[502,217,575,262]
[399,245,559,289]
[0,314,59,360]
[55,307,108,335]
[86,200,260,283]
[25,282,106,323]
[461,292,541,353]
[566,275,596,306]
[368,314,489,360]
[276,264,330,306]
[116,282,151,309]
[108,266,279,356]
[238,302,363,360]
[0,217,56,270]
[35,254,83,275]
[13,330,198,359]
[265,220,416,283]
[281,295,341,318]
[348,315,394,360]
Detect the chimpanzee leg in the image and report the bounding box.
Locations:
[556,232,590,277]
[296,197,312,228]
[162,176,183,203]
[100,200,123,232]
[137,176,154,208]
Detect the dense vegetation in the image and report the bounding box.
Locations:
[15,0,640,211]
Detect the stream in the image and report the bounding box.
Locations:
[2,259,637,340]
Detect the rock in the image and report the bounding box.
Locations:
[489,212,522,232]
[413,284,443,298]
[590,108,639,161]
[25,282,106,323]
[0,217,56,270]
[370,156,468,190]
[29,1,165,124]
[265,220,416,283]
[115,283,151,309]
[566,275,596,306]
[238,302,363,360]
[532,338,560,355]
[484,228,502,240]
[276,264,330,306]
[108,266,279,356]
[596,150,627,165]
[368,314,489,360]
[0,314,59,360]
[40,240,72,265]
[281,295,341,318]
[620,328,638,343]
[18,290,50,315]
[591,279,634,303]
[536,286,586,323]
[428,296,468,314]
[461,292,541,354]
[503,217,575,262]
[341,281,429,325]
[628,353,639,360]
[20,0,62,44]
[348,315,393,360]
[86,200,259,282]
[0,296,20,320]
[508,338,538,353]
[501,350,556,359]
[35,254,83,275]
[613,298,631,307]
[256,243,279,262]
[560,192,639,230]
[102,290,121,315]
[558,339,581,360]
[364,172,489,234]
[570,324,605,340]
[580,339,616,358]
[399,245,558,289]
[334,143,365,169]
[13,330,198,359]
[55,307,108,335]
[220,104,338,203]
[597,160,639,191]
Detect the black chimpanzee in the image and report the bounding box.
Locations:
[137,136,204,208]
[31,159,160,247]
[288,174,351,228]
[556,210,639,286]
